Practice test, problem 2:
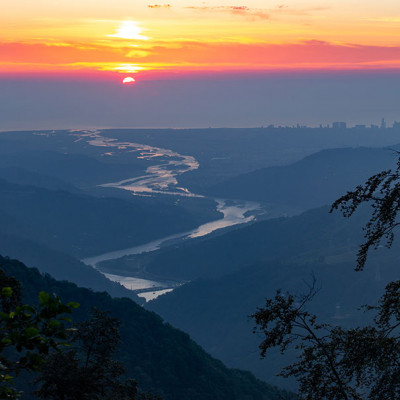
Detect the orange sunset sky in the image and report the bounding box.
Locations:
[2,0,400,78]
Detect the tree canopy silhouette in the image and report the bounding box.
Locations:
[36,308,161,400]
[0,268,78,399]
[253,153,400,399]
[330,153,400,271]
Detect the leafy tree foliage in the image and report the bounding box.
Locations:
[0,269,78,399]
[252,279,400,400]
[35,308,161,400]
[330,154,400,271]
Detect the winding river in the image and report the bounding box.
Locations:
[77,130,262,301]
[71,130,200,197]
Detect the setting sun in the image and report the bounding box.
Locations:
[122,77,136,84]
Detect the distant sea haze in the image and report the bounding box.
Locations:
[1,72,400,129]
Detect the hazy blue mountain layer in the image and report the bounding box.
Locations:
[101,128,400,191]
[0,178,218,259]
[0,166,82,193]
[0,150,145,187]
[204,147,399,208]
[3,128,400,195]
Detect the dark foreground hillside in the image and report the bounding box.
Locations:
[0,255,293,400]
[0,232,143,303]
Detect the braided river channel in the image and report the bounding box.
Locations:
[79,131,263,301]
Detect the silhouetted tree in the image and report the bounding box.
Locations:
[36,308,161,400]
[253,154,400,399]
[331,153,400,271]
[252,279,400,399]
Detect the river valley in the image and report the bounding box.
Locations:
[79,130,286,301]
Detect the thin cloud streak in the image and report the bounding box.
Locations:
[3,39,400,74]
[185,6,270,20]
[147,4,171,8]
[271,4,330,16]
[184,4,329,20]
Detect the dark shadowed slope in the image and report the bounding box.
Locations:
[0,178,218,258]
[0,232,143,302]
[1,256,293,400]
[148,206,400,387]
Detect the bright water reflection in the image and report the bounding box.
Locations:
[82,199,260,268]
[103,273,168,291]
[83,199,261,301]
[72,130,200,197]
[137,289,174,302]
[189,199,258,238]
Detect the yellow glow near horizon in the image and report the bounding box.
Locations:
[101,64,146,73]
[108,21,149,41]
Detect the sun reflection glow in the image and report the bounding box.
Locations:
[98,63,145,73]
[108,21,149,40]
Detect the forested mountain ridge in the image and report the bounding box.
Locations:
[0,255,293,400]
[204,146,399,208]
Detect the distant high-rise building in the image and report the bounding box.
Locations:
[393,121,400,129]
[332,122,347,129]
[381,118,386,129]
